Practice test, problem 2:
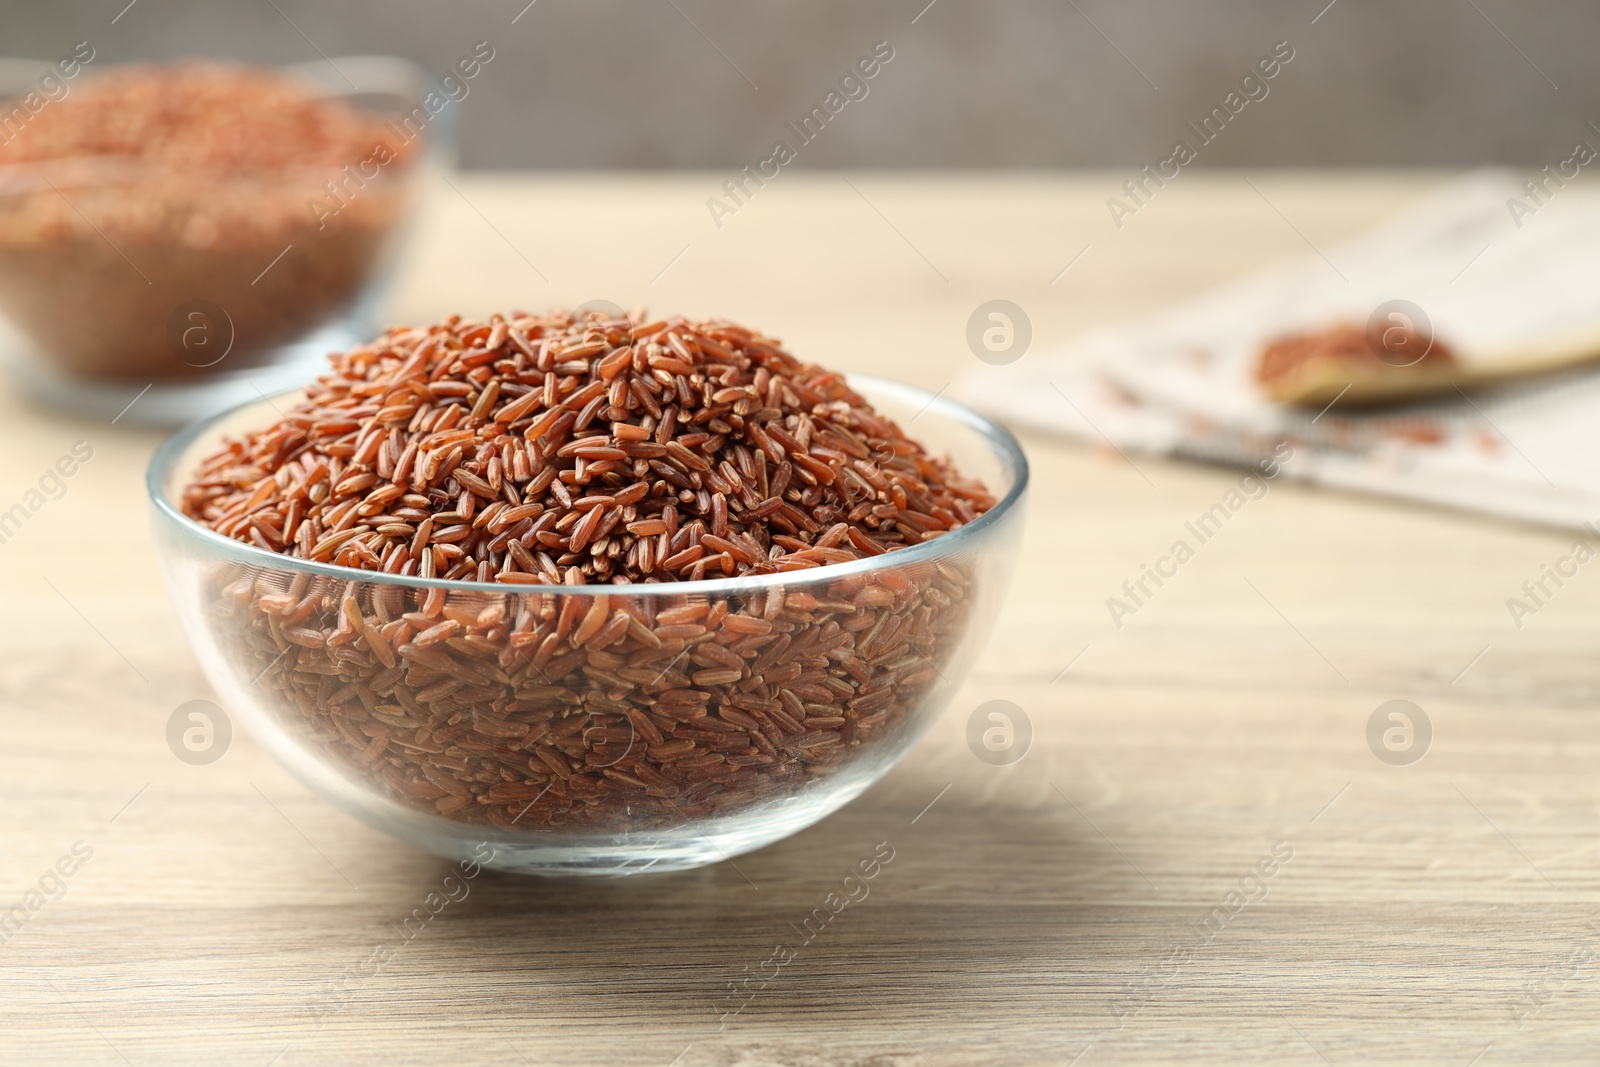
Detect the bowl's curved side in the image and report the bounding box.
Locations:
[0,55,449,424]
[149,375,1028,875]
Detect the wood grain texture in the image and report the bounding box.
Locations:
[2,173,1598,1066]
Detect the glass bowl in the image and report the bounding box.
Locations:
[0,56,450,425]
[148,376,1027,875]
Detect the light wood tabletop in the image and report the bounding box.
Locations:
[4,172,1599,1066]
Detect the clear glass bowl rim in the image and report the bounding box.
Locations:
[147,373,1028,599]
[0,53,445,102]
[0,53,458,183]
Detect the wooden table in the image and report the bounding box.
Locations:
[4,173,1598,1066]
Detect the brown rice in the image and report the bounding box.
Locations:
[182,307,996,829]
[0,63,418,379]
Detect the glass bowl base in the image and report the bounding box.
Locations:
[387,791,871,877]
[0,320,363,427]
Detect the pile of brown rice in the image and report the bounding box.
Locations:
[182,308,997,830]
[0,63,417,379]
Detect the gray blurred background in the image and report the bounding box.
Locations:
[3,0,1595,169]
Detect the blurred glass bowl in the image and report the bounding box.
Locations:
[0,56,450,425]
[148,376,1027,876]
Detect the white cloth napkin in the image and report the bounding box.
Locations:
[957,171,1600,531]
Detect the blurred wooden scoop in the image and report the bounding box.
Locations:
[1256,317,1600,408]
